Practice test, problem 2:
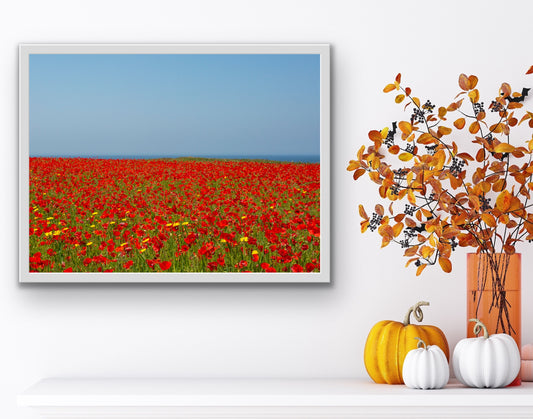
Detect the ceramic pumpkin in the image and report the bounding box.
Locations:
[452,318,521,388]
[402,338,449,389]
[364,301,449,384]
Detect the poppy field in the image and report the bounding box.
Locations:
[29,158,320,274]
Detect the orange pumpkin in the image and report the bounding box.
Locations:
[364,301,449,384]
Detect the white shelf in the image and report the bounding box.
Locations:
[18,378,533,418]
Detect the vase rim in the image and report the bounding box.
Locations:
[466,252,521,255]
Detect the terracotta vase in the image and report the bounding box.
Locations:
[467,252,521,386]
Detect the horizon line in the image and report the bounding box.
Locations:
[29,154,321,163]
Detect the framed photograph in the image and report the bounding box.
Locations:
[19,44,330,283]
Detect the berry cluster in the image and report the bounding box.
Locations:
[389,184,400,195]
[449,157,465,176]
[404,227,418,239]
[384,133,395,148]
[394,168,409,177]
[411,107,426,124]
[473,102,485,116]
[422,100,435,113]
[369,213,383,231]
[404,143,415,154]
[450,237,458,251]
[485,133,493,144]
[425,144,438,155]
[478,194,491,211]
[490,100,505,113]
[404,204,416,216]
[399,239,410,248]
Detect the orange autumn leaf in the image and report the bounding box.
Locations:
[404,245,418,257]
[503,244,516,255]
[416,263,427,276]
[481,213,496,227]
[357,145,365,160]
[399,152,413,162]
[458,73,470,91]
[383,83,397,93]
[389,145,400,154]
[468,75,478,89]
[469,121,480,134]
[346,160,360,171]
[392,222,404,237]
[368,171,381,183]
[420,245,434,259]
[500,82,512,97]
[352,168,366,180]
[437,126,452,136]
[493,178,507,192]
[496,190,512,212]
[468,89,480,103]
[398,121,412,135]
[417,133,436,144]
[454,118,466,129]
[493,143,515,153]
[438,257,452,273]
[359,204,368,219]
[433,150,446,170]
[395,94,405,103]
[368,130,382,142]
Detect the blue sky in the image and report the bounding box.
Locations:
[29,53,320,159]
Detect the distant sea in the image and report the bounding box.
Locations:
[31,154,321,163]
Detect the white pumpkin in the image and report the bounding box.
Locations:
[452,318,521,388]
[402,338,449,389]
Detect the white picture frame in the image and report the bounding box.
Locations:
[19,43,330,283]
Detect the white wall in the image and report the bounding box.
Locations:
[2,0,533,417]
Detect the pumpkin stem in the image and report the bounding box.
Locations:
[403,301,430,326]
[414,337,427,350]
[469,318,489,339]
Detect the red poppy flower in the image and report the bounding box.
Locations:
[159,261,172,271]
